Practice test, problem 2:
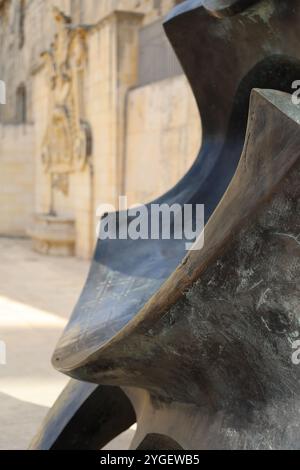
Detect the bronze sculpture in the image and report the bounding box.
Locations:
[31,0,300,450]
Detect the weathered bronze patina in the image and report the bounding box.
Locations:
[31,0,300,450]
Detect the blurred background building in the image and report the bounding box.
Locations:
[0,0,200,259]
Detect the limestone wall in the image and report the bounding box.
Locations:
[31,10,143,259]
[32,45,93,259]
[125,75,201,205]
[0,1,180,125]
[0,0,198,260]
[0,124,34,235]
[69,0,180,25]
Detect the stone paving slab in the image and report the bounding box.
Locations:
[0,238,133,450]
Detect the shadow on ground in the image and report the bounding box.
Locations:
[0,392,48,450]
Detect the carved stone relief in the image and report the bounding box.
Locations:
[41,7,92,196]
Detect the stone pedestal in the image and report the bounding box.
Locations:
[28,214,76,257]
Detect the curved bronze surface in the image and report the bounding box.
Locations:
[54,0,300,377]
[30,380,135,450]
[203,0,260,17]
[31,0,300,449]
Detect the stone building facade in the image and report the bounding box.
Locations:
[0,0,200,258]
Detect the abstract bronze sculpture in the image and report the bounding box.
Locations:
[31,0,300,450]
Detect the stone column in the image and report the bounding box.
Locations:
[87,10,143,231]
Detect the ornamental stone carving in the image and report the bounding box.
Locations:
[41,8,92,195]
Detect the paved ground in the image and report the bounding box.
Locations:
[0,238,134,450]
